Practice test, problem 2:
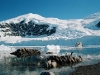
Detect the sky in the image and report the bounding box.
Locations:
[0,0,100,21]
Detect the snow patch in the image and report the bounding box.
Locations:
[46,45,60,54]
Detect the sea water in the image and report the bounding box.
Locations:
[0,45,100,75]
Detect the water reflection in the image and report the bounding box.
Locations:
[0,56,43,75]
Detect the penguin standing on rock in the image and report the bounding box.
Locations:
[68,52,75,64]
[74,56,83,63]
[78,56,83,62]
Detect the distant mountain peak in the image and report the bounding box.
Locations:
[21,13,44,19]
[84,12,100,19]
[0,13,44,24]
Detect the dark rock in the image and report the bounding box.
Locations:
[0,20,57,37]
[70,62,100,75]
[19,20,25,24]
[96,21,100,28]
[10,48,41,57]
[40,72,55,75]
[46,52,53,54]
[42,52,83,69]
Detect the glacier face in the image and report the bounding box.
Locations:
[0,12,100,45]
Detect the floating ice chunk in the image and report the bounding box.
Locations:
[75,41,82,51]
[46,45,60,54]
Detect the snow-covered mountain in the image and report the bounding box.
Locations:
[0,12,100,45]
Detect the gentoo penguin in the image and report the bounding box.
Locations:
[75,56,83,62]
[68,52,75,64]
[78,56,83,62]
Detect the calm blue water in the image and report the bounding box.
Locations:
[0,46,100,75]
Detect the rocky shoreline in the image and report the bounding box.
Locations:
[70,62,100,75]
[10,48,100,75]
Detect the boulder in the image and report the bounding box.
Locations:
[40,72,55,75]
[42,52,83,69]
[10,48,41,57]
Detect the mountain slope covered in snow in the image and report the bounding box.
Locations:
[0,12,100,45]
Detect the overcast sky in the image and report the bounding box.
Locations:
[0,0,100,21]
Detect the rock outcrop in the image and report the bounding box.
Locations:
[96,21,100,28]
[0,21,56,37]
[42,52,82,69]
[10,48,41,57]
[10,49,83,70]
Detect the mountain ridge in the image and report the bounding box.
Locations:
[84,12,100,19]
[0,12,100,41]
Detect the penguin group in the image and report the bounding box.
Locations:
[42,52,82,69]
